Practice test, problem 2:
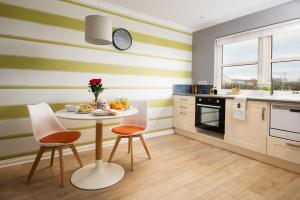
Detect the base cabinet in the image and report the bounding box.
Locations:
[173,95,195,133]
[267,136,300,165]
[174,95,300,173]
[225,100,269,154]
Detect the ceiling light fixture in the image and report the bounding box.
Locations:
[85,0,112,45]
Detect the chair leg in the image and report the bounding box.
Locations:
[128,137,131,153]
[58,147,64,187]
[26,146,46,184]
[139,134,151,159]
[129,136,134,171]
[50,148,55,167]
[108,136,122,162]
[69,144,83,167]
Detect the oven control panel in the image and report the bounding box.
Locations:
[197,97,223,104]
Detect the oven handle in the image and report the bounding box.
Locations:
[289,108,300,113]
[196,104,221,109]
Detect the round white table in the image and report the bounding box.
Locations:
[55,108,138,190]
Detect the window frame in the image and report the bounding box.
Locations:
[271,33,300,94]
[214,18,300,94]
[220,38,259,90]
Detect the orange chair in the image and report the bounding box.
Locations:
[27,103,83,187]
[108,101,151,171]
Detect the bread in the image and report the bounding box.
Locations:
[78,104,95,113]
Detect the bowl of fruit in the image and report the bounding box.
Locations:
[109,98,130,110]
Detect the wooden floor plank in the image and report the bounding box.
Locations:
[0,134,299,200]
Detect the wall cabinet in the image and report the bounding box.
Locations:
[173,95,196,132]
[224,99,269,154]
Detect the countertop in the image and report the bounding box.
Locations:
[173,93,300,104]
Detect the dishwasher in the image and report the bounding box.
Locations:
[270,103,300,142]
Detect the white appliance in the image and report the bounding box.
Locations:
[270,103,300,142]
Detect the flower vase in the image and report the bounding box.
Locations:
[94,91,100,109]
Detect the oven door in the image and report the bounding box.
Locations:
[196,104,225,133]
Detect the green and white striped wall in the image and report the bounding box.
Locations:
[0,0,192,164]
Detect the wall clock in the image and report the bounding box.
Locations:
[112,28,132,50]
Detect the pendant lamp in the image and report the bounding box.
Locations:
[85,1,112,45]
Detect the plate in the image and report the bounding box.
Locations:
[92,110,111,116]
[76,111,91,114]
[93,113,111,116]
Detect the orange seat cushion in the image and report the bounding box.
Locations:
[39,131,81,144]
[111,126,145,135]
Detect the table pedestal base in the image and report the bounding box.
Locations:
[71,160,124,190]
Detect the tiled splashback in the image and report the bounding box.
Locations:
[197,85,213,94]
[173,84,192,94]
[173,84,213,94]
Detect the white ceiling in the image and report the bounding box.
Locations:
[98,0,292,32]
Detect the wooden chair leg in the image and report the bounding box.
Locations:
[139,134,151,159]
[129,136,134,171]
[69,144,83,167]
[50,148,55,167]
[108,136,122,162]
[128,137,131,153]
[58,147,64,187]
[26,146,46,184]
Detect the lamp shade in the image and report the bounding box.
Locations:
[85,15,112,45]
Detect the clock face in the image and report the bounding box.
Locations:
[112,28,132,50]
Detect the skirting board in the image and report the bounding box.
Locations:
[0,129,174,169]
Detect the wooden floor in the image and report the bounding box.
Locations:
[1,134,300,200]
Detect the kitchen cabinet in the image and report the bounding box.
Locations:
[267,103,300,164]
[224,99,269,154]
[267,136,300,165]
[173,95,196,132]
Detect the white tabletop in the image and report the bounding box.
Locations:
[55,108,138,121]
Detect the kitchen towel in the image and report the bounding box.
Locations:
[233,95,247,120]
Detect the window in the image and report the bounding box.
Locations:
[221,39,258,89]
[272,61,300,91]
[222,65,258,89]
[272,30,300,59]
[215,20,300,93]
[223,39,258,64]
[272,30,300,92]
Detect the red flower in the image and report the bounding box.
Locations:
[89,78,101,85]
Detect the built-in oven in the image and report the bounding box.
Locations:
[195,97,225,134]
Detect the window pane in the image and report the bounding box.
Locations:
[223,39,258,64]
[272,61,300,91]
[272,30,300,59]
[222,65,258,89]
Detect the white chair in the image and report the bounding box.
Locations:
[108,100,151,171]
[27,103,83,187]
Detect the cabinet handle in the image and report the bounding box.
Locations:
[286,143,300,148]
[179,98,187,101]
[262,107,265,121]
[180,106,187,109]
[179,112,188,115]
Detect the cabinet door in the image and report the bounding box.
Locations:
[174,95,195,105]
[224,100,269,154]
[267,136,300,164]
[173,110,195,132]
[173,96,195,132]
